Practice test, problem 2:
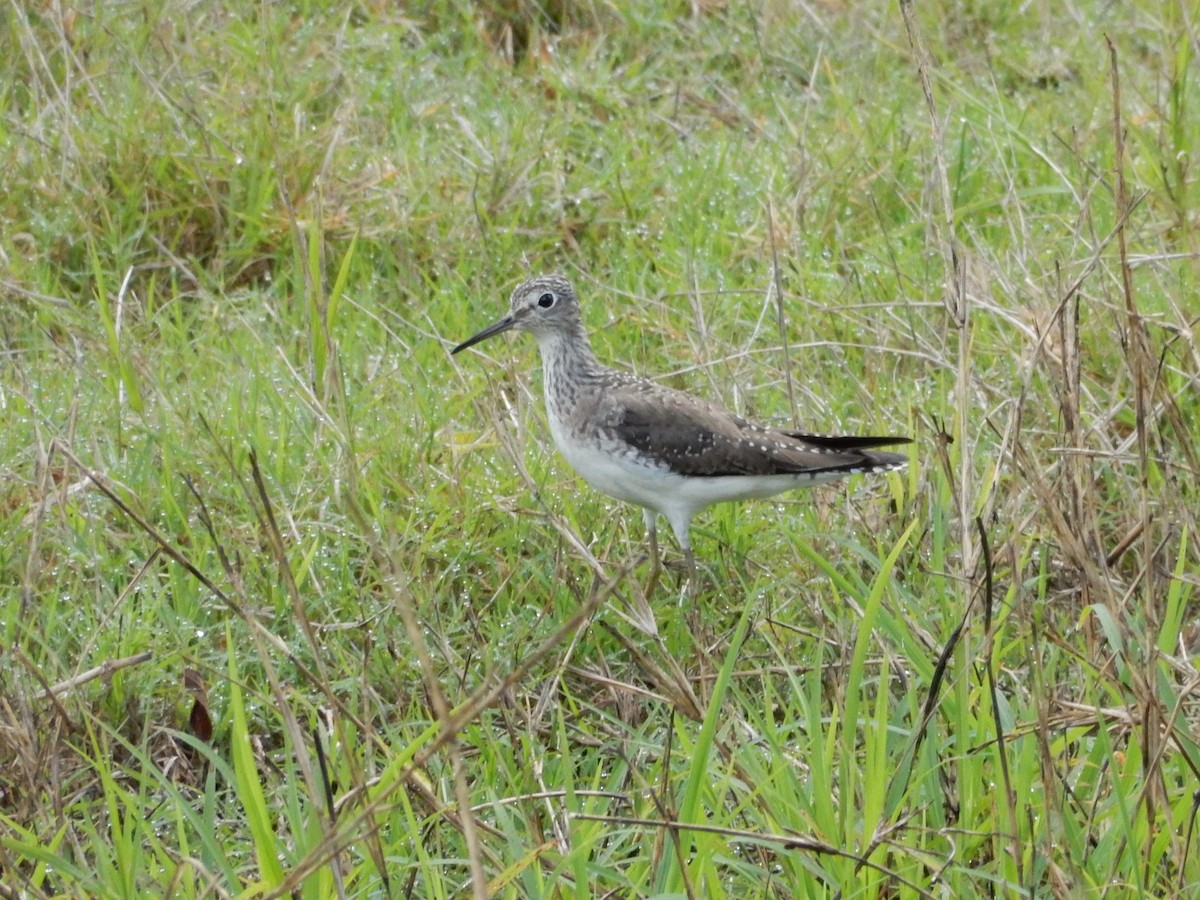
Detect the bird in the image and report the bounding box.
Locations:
[452,274,909,588]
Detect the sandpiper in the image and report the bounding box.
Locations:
[452,274,909,585]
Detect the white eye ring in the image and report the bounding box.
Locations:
[537,292,556,309]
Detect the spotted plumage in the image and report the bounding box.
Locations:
[452,274,910,578]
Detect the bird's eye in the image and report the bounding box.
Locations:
[537,292,556,309]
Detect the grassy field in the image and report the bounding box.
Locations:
[2,0,1198,896]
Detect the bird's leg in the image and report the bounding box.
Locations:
[643,508,662,597]
[682,543,699,597]
[661,512,699,594]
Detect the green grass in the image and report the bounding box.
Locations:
[3,0,1199,896]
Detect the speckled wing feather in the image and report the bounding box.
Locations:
[606,386,909,478]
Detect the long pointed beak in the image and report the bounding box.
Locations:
[451,315,516,354]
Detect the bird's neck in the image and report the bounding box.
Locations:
[536,326,603,382]
[536,327,606,440]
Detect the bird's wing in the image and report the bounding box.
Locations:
[600,386,906,478]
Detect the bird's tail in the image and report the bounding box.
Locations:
[783,432,912,451]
